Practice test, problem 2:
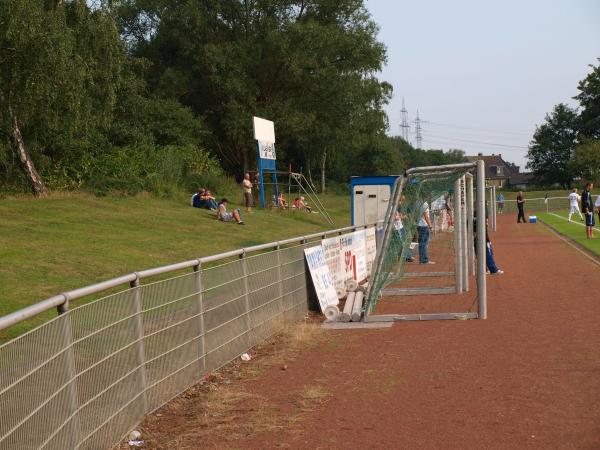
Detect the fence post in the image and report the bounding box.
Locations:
[193,263,206,374]
[56,299,83,447]
[454,177,463,294]
[130,277,148,413]
[275,243,285,318]
[239,251,253,347]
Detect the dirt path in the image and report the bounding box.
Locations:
[139,215,600,449]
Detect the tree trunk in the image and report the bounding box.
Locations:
[9,111,49,197]
[307,156,315,189]
[320,150,327,194]
[242,147,248,177]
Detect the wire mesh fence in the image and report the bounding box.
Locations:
[0,231,345,450]
[497,196,568,214]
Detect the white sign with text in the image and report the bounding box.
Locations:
[304,245,339,312]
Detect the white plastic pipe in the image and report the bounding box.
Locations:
[340,291,355,322]
[351,291,364,321]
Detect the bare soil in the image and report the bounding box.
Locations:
[126,215,600,449]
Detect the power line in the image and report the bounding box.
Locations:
[424,128,530,142]
[424,133,529,149]
[426,120,532,136]
[424,138,528,153]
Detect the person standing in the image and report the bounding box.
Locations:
[595,193,600,225]
[567,188,584,222]
[497,192,504,214]
[582,182,595,238]
[417,200,434,264]
[242,173,254,213]
[394,198,414,262]
[516,191,527,223]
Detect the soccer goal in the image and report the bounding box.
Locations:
[363,160,487,322]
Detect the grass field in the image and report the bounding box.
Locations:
[538,210,600,257]
[0,191,350,339]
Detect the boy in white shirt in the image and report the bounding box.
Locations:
[417,201,434,264]
[568,188,584,222]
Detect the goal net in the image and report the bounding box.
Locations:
[364,162,487,322]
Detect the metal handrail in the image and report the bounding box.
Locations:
[0,222,379,332]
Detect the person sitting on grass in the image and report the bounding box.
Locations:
[216,198,244,225]
[202,190,218,210]
[192,188,207,208]
[293,196,312,213]
[277,192,288,209]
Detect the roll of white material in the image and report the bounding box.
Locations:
[339,291,355,322]
[323,305,340,321]
[351,291,364,322]
[336,287,347,300]
[345,279,359,292]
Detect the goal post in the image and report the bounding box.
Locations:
[363,160,487,322]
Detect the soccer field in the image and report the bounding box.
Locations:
[537,210,600,257]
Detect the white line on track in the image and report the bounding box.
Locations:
[548,212,600,232]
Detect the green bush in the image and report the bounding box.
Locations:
[80,143,222,197]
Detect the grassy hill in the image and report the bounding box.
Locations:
[0,192,350,340]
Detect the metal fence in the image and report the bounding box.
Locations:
[0,224,375,450]
[496,196,568,214]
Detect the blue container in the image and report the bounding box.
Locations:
[529,216,537,223]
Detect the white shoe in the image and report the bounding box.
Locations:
[492,270,504,275]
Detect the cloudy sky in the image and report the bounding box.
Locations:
[366,0,600,170]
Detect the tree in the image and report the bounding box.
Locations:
[526,103,578,188]
[119,0,391,189]
[574,59,600,140]
[0,1,124,194]
[569,140,600,184]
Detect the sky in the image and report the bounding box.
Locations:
[365,0,600,170]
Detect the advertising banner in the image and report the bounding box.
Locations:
[321,236,344,291]
[352,230,367,282]
[365,227,377,275]
[304,246,339,312]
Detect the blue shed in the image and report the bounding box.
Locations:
[350,175,400,226]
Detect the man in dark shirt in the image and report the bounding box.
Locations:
[516,191,527,223]
[582,182,595,238]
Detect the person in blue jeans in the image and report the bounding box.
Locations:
[485,231,503,274]
[417,200,434,264]
[473,209,503,274]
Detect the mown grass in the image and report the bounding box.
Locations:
[538,210,600,258]
[0,191,350,340]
